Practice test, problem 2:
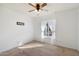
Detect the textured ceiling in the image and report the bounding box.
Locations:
[0,3,79,16]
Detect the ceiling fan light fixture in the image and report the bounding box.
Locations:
[28,3,47,12]
[34,10,41,14]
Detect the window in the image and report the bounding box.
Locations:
[41,20,56,39]
[44,22,52,36]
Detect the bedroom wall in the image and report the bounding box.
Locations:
[0,6,34,52]
[55,9,78,49]
[32,13,56,44]
[33,8,78,50]
[77,9,79,51]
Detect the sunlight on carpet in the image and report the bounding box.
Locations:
[18,43,44,49]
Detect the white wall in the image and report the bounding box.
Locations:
[0,6,34,52]
[32,14,56,44]
[33,9,78,50]
[77,9,79,51]
[55,9,78,49]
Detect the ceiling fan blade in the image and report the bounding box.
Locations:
[41,3,47,8]
[28,3,36,8]
[28,10,35,12]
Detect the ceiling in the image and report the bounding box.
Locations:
[1,3,79,16]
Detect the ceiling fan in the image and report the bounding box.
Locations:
[28,3,47,12]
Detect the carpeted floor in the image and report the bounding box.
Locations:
[0,41,79,56]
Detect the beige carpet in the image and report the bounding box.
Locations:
[0,41,79,56]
